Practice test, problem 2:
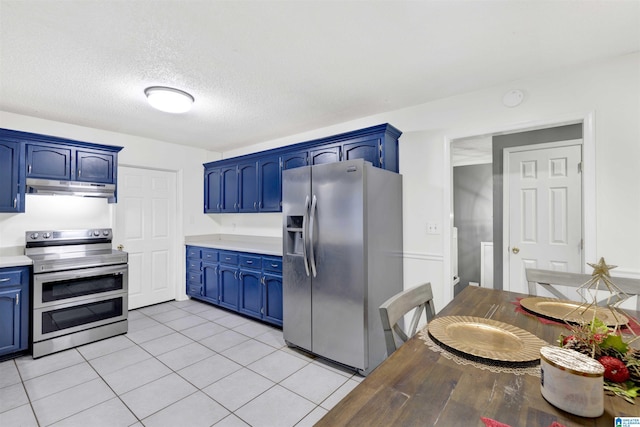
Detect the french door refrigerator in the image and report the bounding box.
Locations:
[282,159,403,375]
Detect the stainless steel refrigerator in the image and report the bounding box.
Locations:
[282,159,403,375]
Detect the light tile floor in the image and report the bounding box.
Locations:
[0,299,364,427]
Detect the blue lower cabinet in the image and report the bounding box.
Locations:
[186,246,283,327]
[219,265,239,311]
[239,268,262,319]
[202,262,219,304]
[0,266,29,358]
[263,273,283,326]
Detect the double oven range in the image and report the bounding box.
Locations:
[25,229,128,358]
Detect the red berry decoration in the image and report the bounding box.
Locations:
[598,356,630,383]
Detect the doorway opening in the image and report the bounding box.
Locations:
[448,118,595,299]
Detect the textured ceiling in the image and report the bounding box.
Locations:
[1,1,639,152]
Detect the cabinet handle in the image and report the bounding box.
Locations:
[271,263,278,268]
[16,293,19,305]
[234,271,238,279]
[78,169,81,177]
[0,278,10,282]
[261,276,265,285]
[13,197,17,208]
[239,272,243,279]
[254,201,257,210]
[234,202,237,209]
[28,164,32,174]
[261,307,264,314]
[259,202,263,209]
[379,156,383,165]
[246,260,253,264]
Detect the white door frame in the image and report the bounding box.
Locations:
[443,111,596,302]
[502,140,584,290]
[111,163,184,303]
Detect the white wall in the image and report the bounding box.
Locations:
[2,53,638,311]
[0,111,222,256]
[223,52,640,311]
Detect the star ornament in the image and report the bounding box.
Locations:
[588,257,617,278]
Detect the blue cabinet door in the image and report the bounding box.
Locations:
[203,262,219,303]
[310,145,341,165]
[238,161,258,212]
[76,150,115,183]
[204,167,222,213]
[239,268,262,319]
[221,166,238,213]
[263,273,283,326]
[0,266,29,357]
[26,143,73,180]
[219,265,239,310]
[0,288,21,356]
[343,138,381,168]
[258,156,281,212]
[281,151,308,170]
[0,140,22,213]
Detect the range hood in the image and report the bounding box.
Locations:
[26,178,116,199]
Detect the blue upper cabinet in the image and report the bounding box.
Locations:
[203,123,401,213]
[310,144,341,165]
[204,167,222,213]
[0,128,122,207]
[258,155,281,212]
[0,139,23,213]
[26,143,73,180]
[238,160,258,212]
[344,137,382,168]
[221,165,238,213]
[76,150,115,183]
[26,144,116,184]
[281,150,308,171]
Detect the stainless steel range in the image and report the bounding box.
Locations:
[25,228,128,358]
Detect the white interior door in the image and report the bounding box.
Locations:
[504,142,583,294]
[115,166,177,309]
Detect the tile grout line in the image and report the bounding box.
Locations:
[6,299,361,427]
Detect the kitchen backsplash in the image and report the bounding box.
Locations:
[0,195,112,253]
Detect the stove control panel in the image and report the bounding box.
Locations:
[26,228,112,244]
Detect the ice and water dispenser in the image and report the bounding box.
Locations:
[285,215,305,255]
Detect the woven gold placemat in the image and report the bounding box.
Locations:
[418,328,541,378]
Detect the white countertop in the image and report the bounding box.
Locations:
[184,234,283,256]
[0,255,33,269]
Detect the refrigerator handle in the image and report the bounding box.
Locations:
[309,194,318,277]
[302,195,311,277]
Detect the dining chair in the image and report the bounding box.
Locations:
[379,282,436,356]
[525,268,640,310]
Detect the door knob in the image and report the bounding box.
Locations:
[117,244,124,251]
[512,247,520,254]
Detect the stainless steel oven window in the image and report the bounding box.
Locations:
[33,292,128,341]
[41,297,123,334]
[41,272,124,302]
[33,264,128,309]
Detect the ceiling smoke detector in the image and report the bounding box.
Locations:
[502,89,525,108]
[144,86,194,114]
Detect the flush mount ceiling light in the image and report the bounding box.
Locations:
[144,86,194,114]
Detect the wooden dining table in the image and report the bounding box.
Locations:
[315,286,640,427]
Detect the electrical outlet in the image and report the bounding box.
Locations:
[427,222,440,234]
